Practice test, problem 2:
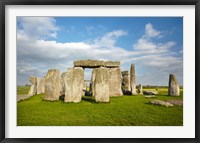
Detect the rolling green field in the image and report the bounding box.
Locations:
[17,86,183,126]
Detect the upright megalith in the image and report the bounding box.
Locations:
[60,72,67,96]
[121,71,131,95]
[168,74,180,96]
[37,78,45,94]
[64,67,84,103]
[28,76,37,96]
[130,64,137,95]
[94,67,110,102]
[44,69,60,101]
[82,81,87,97]
[138,84,143,94]
[91,68,97,96]
[108,67,123,97]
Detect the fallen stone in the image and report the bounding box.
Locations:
[94,67,110,102]
[17,94,31,102]
[168,74,180,96]
[74,60,120,68]
[144,95,156,98]
[143,90,158,95]
[166,100,183,106]
[44,69,60,101]
[130,64,137,95]
[149,100,174,107]
[108,67,123,97]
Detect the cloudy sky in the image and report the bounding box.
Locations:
[17,17,183,86]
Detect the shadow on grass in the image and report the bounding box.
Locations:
[82,96,96,103]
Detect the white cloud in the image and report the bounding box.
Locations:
[93,30,128,48]
[144,23,161,38]
[17,19,182,86]
[17,17,59,39]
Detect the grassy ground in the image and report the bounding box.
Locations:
[17,85,30,95]
[17,87,183,126]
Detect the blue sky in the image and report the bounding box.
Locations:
[17,17,183,86]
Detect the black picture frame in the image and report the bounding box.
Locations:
[1,0,200,143]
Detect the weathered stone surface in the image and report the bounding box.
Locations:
[143,90,158,95]
[60,72,67,96]
[89,83,92,92]
[74,60,120,68]
[144,95,156,98]
[91,68,97,96]
[64,67,84,103]
[121,71,129,75]
[44,69,60,101]
[166,100,183,106]
[82,81,87,96]
[37,78,45,94]
[138,84,143,94]
[108,67,123,97]
[36,77,41,93]
[17,94,31,102]
[149,100,174,107]
[94,67,109,102]
[28,76,37,96]
[130,64,137,95]
[121,71,131,95]
[168,74,180,96]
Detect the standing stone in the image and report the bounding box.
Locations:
[130,64,137,95]
[89,83,92,93]
[82,81,87,96]
[36,77,41,93]
[64,67,84,103]
[168,74,180,96]
[60,72,67,96]
[37,78,45,94]
[108,67,123,97]
[91,68,97,96]
[121,71,131,95]
[94,67,109,102]
[138,84,143,94]
[28,76,37,96]
[44,69,60,101]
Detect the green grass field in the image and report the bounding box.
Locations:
[17,86,183,126]
[17,85,31,95]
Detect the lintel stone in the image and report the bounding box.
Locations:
[74,60,120,68]
[121,71,129,75]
